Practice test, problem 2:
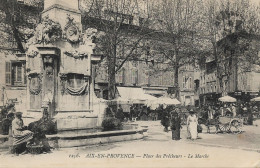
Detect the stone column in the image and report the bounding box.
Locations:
[42,0,81,29]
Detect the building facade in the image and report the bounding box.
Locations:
[0,52,27,110]
[199,32,260,105]
[94,59,175,99]
[178,64,197,106]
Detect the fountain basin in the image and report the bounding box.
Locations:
[0,126,148,149]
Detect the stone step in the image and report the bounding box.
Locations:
[57,128,102,136]
[0,128,148,149]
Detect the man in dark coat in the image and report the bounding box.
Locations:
[170,111,181,140]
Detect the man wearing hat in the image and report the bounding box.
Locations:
[12,111,33,154]
[170,109,181,140]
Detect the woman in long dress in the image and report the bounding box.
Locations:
[12,112,34,154]
[187,110,198,140]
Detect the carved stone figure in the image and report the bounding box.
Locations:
[63,14,81,44]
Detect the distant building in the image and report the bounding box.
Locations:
[199,32,260,105]
[178,64,196,106]
[0,52,27,110]
[94,59,174,99]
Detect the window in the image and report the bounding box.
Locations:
[139,17,144,26]
[129,16,133,25]
[116,68,125,84]
[182,76,185,89]
[5,62,11,85]
[186,77,189,89]
[5,61,26,86]
[189,77,192,89]
[144,70,149,85]
[160,71,163,85]
[131,69,138,84]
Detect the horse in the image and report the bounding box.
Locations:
[198,117,220,134]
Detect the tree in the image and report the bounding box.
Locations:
[148,0,208,100]
[81,0,158,99]
[201,0,260,96]
[0,0,42,53]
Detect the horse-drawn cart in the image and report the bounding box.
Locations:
[199,116,243,134]
[217,116,243,133]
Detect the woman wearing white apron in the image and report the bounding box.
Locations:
[187,109,198,140]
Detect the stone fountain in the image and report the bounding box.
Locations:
[24,0,105,134]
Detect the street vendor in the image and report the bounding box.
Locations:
[12,112,34,155]
[231,104,237,118]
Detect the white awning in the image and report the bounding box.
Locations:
[155,97,181,105]
[218,96,236,102]
[117,87,157,104]
[251,96,260,102]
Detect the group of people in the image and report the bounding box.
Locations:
[161,107,199,141]
[201,102,257,125]
[1,106,56,155]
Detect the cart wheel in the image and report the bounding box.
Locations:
[230,120,240,133]
[218,124,225,133]
[224,123,231,133]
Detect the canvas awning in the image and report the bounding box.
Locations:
[116,87,157,104]
[251,96,260,102]
[155,97,181,105]
[147,96,181,109]
[218,96,236,102]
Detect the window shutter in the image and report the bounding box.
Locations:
[5,62,11,85]
[131,69,135,84]
[122,68,125,84]
[135,69,138,84]
[23,63,27,85]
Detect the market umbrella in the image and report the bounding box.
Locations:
[250,96,260,102]
[218,96,236,102]
[116,87,157,104]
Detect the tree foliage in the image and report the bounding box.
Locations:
[200,0,260,95]
[81,0,157,99]
[0,0,42,53]
[147,0,208,99]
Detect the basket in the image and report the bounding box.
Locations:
[26,144,44,154]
